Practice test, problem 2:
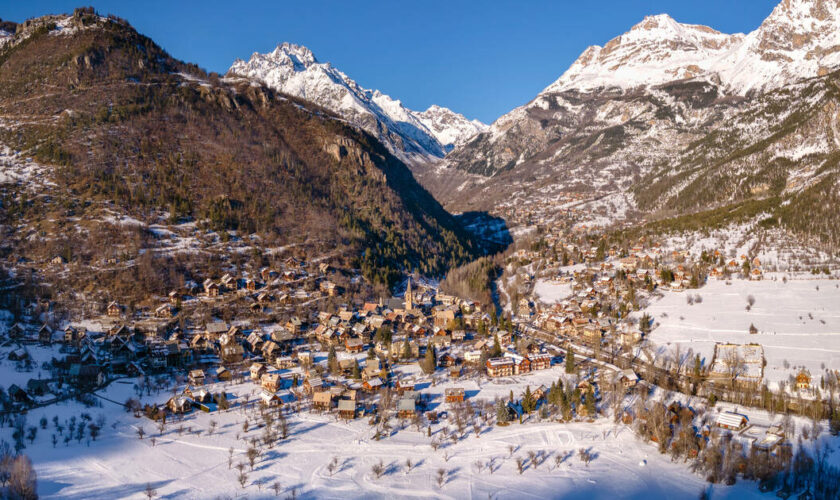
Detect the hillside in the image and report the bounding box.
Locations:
[228,43,487,163]
[0,11,479,290]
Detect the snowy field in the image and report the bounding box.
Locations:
[0,361,771,500]
[533,280,573,305]
[642,276,840,388]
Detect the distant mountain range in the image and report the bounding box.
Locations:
[228,43,487,164]
[425,0,840,248]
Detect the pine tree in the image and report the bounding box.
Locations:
[522,386,535,414]
[495,399,509,424]
[327,345,339,374]
[584,390,596,416]
[351,359,361,380]
[490,334,502,358]
[401,338,411,360]
[565,347,575,374]
[421,344,436,374]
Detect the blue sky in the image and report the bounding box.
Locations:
[1,1,779,123]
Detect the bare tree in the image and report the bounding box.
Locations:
[528,450,539,469]
[436,468,447,488]
[326,456,339,476]
[578,448,592,467]
[246,446,260,470]
[8,455,37,500]
[136,426,145,440]
[144,482,157,499]
[371,460,385,479]
[516,456,526,474]
[473,460,484,474]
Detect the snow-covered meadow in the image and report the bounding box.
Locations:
[642,276,840,388]
[1,361,769,500]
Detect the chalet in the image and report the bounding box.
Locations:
[304,376,323,394]
[204,279,220,297]
[397,398,417,418]
[312,391,333,411]
[449,365,463,378]
[166,396,192,414]
[617,369,639,389]
[261,373,282,393]
[205,322,228,340]
[287,316,304,334]
[26,379,50,397]
[445,387,465,403]
[438,352,457,367]
[8,349,30,362]
[260,390,283,407]
[155,303,176,319]
[189,369,206,386]
[345,337,364,353]
[247,332,265,352]
[320,281,338,296]
[337,399,357,419]
[464,350,483,364]
[433,308,456,328]
[220,273,236,289]
[216,366,232,381]
[394,377,415,395]
[168,290,180,304]
[260,267,274,281]
[715,411,748,431]
[250,362,267,381]
[110,324,131,338]
[750,268,763,281]
[486,357,514,377]
[107,301,122,317]
[64,326,85,345]
[245,278,257,292]
[528,353,552,371]
[451,330,466,342]
[219,338,244,365]
[297,351,313,365]
[362,377,383,391]
[190,334,211,353]
[795,370,811,390]
[7,385,33,406]
[38,325,54,345]
[275,356,295,370]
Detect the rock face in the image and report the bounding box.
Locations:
[437,0,840,218]
[228,43,487,164]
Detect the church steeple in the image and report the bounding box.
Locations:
[405,277,413,311]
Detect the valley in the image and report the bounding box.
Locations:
[1,2,840,499]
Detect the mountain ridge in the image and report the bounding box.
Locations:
[228,42,487,163]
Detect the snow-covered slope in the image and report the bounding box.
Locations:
[228,43,486,163]
[545,0,840,95]
[544,14,742,94]
[713,0,840,94]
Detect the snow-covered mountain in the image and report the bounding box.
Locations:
[228,43,486,163]
[437,0,840,213]
[545,0,840,95]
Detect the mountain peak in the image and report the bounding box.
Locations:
[269,42,318,69]
[228,44,486,161]
[543,13,739,94]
